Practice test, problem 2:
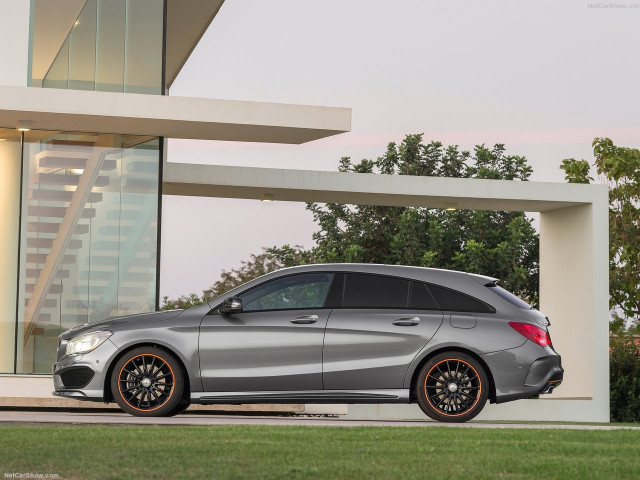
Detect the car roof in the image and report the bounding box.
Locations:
[270,263,497,284]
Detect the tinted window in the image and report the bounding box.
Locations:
[343,273,409,308]
[240,273,334,311]
[427,283,493,313]
[410,282,438,310]
[487,285,532,310]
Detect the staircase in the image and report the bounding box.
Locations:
[24,136,159,350]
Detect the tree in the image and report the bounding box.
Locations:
[160,246,311,310]
[561,138,640,332]
[272,134,539,304]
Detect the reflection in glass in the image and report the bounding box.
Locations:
[17,131,159,373]
[68,0,97,91]
[37,0,164,95]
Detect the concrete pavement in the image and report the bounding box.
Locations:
[0,410,638,430]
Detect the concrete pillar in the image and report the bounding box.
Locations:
[0,137,22,373]
[539,199,610,417]
[0,0,31,87]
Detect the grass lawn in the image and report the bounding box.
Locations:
[1,425,639,480]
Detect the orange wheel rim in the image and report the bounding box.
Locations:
[424,358,482,417]
[118,353,174,412]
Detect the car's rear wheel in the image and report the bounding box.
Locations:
[111,346,185,417]
[416,352,489,423]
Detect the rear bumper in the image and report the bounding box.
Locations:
[482,342,563,404]
[495,353,563,404]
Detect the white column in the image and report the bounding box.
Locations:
[0,0,31,87]
[0,138,22,372]
[539,198,610,418]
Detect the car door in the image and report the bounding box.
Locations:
[199,272,334,392]
[323,273,444,390]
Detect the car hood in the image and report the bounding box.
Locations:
[59,309,185,340]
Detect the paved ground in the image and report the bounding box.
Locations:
[1,410,638,430]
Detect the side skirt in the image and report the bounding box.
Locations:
[191,389,411,405]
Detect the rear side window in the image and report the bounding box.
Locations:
[410,282,438,310]
[487,284,532,310]
[427,283,493,313]
[343,273,409,308]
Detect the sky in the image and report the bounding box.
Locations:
[159,0,640,300]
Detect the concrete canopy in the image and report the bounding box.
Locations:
[0,86,351,143]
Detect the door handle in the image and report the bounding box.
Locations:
[393,317,420,326]
[291,315,319,324]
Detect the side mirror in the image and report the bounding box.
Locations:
[219,297,243,314]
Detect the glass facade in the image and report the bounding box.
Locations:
[7,0,168,375]
[36,0,164,94]
[0,130,161,374]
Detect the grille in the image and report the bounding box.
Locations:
[60,367,95,389]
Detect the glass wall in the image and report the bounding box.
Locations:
[12,130,160,374]
[36,0,164,94]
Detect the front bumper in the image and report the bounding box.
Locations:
[52,338,121,402]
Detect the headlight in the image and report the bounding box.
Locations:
[65,330,113,355]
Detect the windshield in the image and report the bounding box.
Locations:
[486,285,533,310]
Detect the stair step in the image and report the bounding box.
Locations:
[26,268,69,279]
[29,205,96,219]
[65,300,88,309]
[90,241,119,251]
[124,272,155,282]
[90,256,119,266]
[60,314,88,325]
[25,283,63,294]
[26,253,76,265]
[106,209,145,221]
[123,177,157,192]
[33,173,110,187]
[79,271,114,281]
[29,189,103,203]
[45,139,96,149]
[126,161,159,174]
[99,225,138,236]
[25,298,57,308]
[27,238,83,249]
[38,156,117,171]
[28,222,89,234]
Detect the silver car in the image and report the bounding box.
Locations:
[52,264,563,422]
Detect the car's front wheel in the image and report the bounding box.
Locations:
[416,352,489,423]
[111,346,185,417]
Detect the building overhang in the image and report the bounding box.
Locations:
[0,86,351,143]
[162,162,602,212]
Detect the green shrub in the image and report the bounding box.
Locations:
[610,335,640,422]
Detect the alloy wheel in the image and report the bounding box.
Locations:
[118,354,175,412]
[424,358,482,417]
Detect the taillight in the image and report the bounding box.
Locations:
[509,322,551,347]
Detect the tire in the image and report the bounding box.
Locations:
[111,346,185,417]
[416,352,489,423]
